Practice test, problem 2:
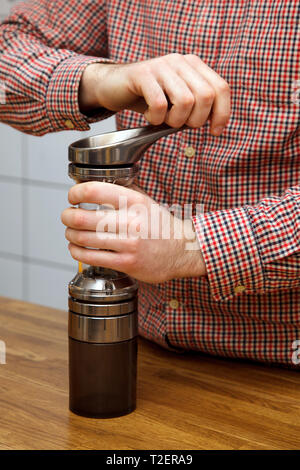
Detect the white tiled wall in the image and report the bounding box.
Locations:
[0,124,23,178]
[26,184,75,267]
[0,1,18,18]
[0,180,23,256]
[27,263,74,311]
[26,130,87,186]
[1,258,23,301]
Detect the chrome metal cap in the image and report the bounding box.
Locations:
[68,124,185,166]
[68,163,138,186]
[68,266,138,302]
[69,297,137,316]
[68,310,138,343]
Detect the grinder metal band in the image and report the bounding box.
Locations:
[69,297,137,316]
[68,310,138,343]
[68,163,138,185]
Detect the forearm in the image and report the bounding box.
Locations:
[0,0,113,135]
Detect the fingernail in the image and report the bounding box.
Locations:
[211,126,224,136]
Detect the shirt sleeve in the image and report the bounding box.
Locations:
[0,0,115,136]
[192,185,300,301]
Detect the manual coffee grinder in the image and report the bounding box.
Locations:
[68,124,183,418]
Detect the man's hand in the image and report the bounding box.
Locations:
[61,182,206,283]
[79,54,230,136]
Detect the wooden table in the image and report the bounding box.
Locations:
[0,296,299,450]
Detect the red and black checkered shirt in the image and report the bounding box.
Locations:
[0,1,299,366]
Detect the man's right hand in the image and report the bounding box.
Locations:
[79,53,231,136]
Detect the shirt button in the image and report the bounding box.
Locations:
[169,298,179,309]
[234,284,246,294]
[184,146,196,158]
[65,119,75,129]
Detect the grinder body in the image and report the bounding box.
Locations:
[68,161,139,418]
[68,267,138,418]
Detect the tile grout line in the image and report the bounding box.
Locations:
[0,174,71,190]
[0,251,75,273]
[21,133,29,301]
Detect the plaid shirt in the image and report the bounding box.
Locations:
[0,0,299,367]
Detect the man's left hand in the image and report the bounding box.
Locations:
[61,182,206,283]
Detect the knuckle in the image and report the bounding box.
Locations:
[139,62,151,75]
[77,231,88,246]
[73,211,86,228]
[127,237,140,253]
[167,116,185,128]
[186,118,200,128]
[217,79,230,94]
[83,251,93,265]
[202,88,215,105]
[133,193,145,206]
[166,52,182,61]
[69,245,78,260]
[216,112,231,124]
[121,253,136,270]
[185,53,201,63]
[68,189,75,205]
[148,115,164,125]
[83,182,97,200]
[114,253,126,269]
[180,93,195,109]
[152,97,167,111]
[61,210,67,224]
[65,227,71,240]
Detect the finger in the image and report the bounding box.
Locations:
[129,183,146,194]
[128,183,156,203]
[138,73,169,125]
[68,243,125,271]
[175,60,215,128]
[62,207,131,233]
[61,207,107,231]
[184,54,231,135]
[68,181,144,207]
[156,64,195,128]
[65,228,125,251]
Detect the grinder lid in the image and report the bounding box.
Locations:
[68,124,185,166]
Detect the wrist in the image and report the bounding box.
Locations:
[172,219,207,279]
[79,63,109,114]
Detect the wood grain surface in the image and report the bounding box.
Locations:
[0,296,299,450]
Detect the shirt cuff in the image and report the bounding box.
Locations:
[192,207,265,301]
[46,54,115,132]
